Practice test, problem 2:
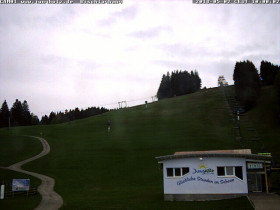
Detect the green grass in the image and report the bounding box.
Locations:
[246,86,280,160]
[0,131,42,209]
[224,86,280,161]
[0,169,41,210]
[224,85,280,194]
[0,133,42,166]
[0,87,270,209]
[0,195,41,210]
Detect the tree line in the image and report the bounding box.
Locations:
[0,99,39,127]
[0,99,109,128]
[260,61,280,86]
[157,70,201,100]
[233,60,280,117]
[40,107,109,125]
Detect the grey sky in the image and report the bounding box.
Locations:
[0,2,279,118]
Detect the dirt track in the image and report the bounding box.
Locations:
[4,136,63,210]
[248,193,280,210]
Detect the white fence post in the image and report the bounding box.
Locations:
[0,184,4,199]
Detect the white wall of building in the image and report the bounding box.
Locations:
[162,157,248,194]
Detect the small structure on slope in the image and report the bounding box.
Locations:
[155,149,271,201]
[218,75,229,87]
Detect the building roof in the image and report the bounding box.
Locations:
[156,149,272,162]
[174,149,252,155]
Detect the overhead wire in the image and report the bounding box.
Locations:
[35,95,158,118]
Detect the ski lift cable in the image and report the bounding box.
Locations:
[36,95,158,117]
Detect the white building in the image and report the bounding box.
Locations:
[155,149,271,201]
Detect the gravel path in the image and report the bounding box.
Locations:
[248,193,280,210]
[4,136,63,210]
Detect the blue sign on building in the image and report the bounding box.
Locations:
[12,179,30,191]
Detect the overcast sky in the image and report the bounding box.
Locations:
[0,1,279,118]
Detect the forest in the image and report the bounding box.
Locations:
[157,70,201,100]
[0,99,109,127]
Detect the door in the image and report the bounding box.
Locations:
[247,174,262,192]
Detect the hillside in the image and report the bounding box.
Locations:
[0,87,269,209]
[224,86,280,162]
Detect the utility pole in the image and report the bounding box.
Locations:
[8,117,11,129]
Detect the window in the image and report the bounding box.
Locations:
[235,166,243,180]
[217,167,225,176]
[217,166,243,180]
[175,168,181,176]
[226,166,234,176]
[182,167,189,175]
[167,168,173,177]
[166,167,189,178]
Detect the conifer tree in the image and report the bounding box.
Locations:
[157,70,201,100]
[11,99,23,126]
[260,60,280,85]
[48,112,56,124]
[157,72,172,100]
[22,100,31,126]
[41,115,49,125]
[0,100,10,127]
[194,71,202,90]
[31,113,40,125]
[233,60,260,110]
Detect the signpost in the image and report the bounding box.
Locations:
[12,179,30,191]
[247,163,263,169]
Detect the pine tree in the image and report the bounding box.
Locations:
[184,71,192,94]
[48,112,56,124]
[233,60,260,110]
[157,73,171,100]
[31,113,40,125]
[194,71,202,91]
[157,70,202,100]
[11,99,23,126]
[74,107,81,120]
[41,115,49,125]
[22,100,31,126]
[260,60,280,85]
[171,71,180,96]
[0,100,10,127]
